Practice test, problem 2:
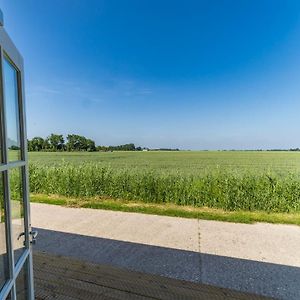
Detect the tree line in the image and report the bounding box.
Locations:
[27,134,142,152]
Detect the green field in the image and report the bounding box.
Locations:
[29,150,300,175]
[26,151,300,225]
[25,151,300,220]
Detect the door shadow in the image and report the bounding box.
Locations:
[33,227,300,300]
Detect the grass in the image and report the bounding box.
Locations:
[23,151,300,225]
[30,194,300,225]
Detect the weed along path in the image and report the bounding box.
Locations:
[31,203,300,300]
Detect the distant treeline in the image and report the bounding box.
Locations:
[98,144,139,152]
[27,133,179,152]
[28,134,96,152]
[268,148,300,151]
[221,148,300,152]
[149,148,180,151]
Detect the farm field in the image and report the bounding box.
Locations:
[28,150,300,175]
[26,151,300,224]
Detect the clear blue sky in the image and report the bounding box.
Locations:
[1,0,300,150]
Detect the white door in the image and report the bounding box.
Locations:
[0,10,35,300]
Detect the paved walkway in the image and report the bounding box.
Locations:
[31,203,300,299]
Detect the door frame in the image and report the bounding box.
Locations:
[0,20,34,300]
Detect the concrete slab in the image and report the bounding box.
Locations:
[200,220,300,267]
[32,203,198,252]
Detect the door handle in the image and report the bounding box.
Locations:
[17,232,25,247]
[17,232,25,240]
[17,231,38,244]
[30,230,38,244]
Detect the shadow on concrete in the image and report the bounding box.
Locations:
[33,227,300,300]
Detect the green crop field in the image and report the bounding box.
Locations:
[25,151,300,225]
[28,150,300,175]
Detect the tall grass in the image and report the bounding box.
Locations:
[28,163,300,213]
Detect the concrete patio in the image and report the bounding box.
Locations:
[31,203,300,299]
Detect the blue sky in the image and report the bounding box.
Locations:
[1,1,300,149]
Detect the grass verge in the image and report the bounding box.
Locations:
[30,193,300,226]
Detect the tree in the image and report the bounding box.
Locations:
[48,134,65,151]
[66,134,80,151]
[10,145,20,150]
[43,138,50,151]
[66,134,96,151]
[86,139,96,152]
[28,133,141,152]
[30,137,45,151]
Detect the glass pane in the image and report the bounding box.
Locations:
[3,58,21,161]
[0,173,8,289]
[10,168,25,264]
[15,259,28,300]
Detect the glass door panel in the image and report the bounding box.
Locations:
[3,58,21,162]
[9,168,25,264]
[15,259,28,300]
[0,174,7,289]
